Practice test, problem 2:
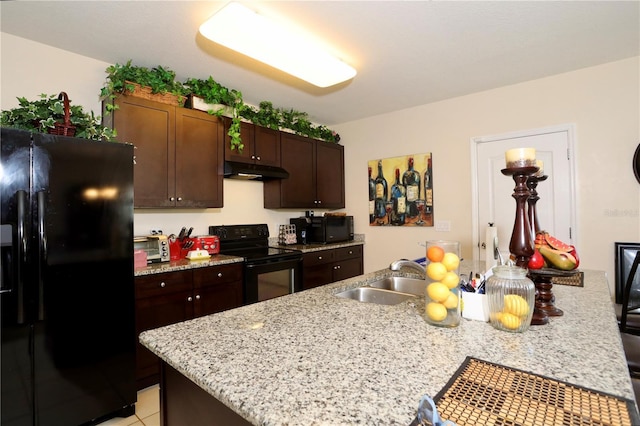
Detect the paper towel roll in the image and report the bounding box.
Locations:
[485,225,498,270]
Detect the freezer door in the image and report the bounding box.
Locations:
[1,128,36,426]
[31,133,136,425]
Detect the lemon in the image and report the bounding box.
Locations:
[499,312,522,330]
[441,252,460,271]
[426,302,447,322]
[426,282,450,303]
[443,291,459,309]
[442,271,460,289]
[426,262,447,281]
[503,295,530,317]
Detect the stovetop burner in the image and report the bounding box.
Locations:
[208,224,301,263]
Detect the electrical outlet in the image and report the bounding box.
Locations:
[150,229,163,235]
[435,220,451,232]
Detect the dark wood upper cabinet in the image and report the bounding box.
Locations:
[224,120,281,167]
[105,95,224,208]
[264,133,345,209]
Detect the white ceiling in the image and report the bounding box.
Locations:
[1,1,639,126]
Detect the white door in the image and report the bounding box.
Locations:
[471,125,577,264]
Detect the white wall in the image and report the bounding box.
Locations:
[335,56,640,295]
[3,33,639,295]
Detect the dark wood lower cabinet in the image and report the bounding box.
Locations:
[135,263,243,390]
[302,245,364,290]
[161,362,251,426]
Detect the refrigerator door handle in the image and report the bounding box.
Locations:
[37,190,47,321]
[12,190,28,324]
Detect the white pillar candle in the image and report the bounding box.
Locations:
[505,148,536,168]
[535,159,544,176]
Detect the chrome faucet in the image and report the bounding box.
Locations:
[389,259,426,276]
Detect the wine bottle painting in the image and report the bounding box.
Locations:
[368,153,433,227]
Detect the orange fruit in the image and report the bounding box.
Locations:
[427,246,445,262]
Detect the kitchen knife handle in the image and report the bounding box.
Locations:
[37,191,47,321]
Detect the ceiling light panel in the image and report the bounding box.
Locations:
[199,2,356,87]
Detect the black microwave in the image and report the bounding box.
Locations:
[307,216,354,244]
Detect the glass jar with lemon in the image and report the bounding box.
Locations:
[423,240,461,327]
[486,265,535,333]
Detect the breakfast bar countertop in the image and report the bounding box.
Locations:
[139,267,636,425]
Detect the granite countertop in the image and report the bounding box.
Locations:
[140,266,635,425]
[134,238,365,276]
[134,254,244,276]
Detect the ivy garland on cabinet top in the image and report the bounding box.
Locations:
[100,60,341,153]
[0,93,117,141]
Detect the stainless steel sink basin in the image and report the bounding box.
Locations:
[367,276,426,296]
[335,287,416,305]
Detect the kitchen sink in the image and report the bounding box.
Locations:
[335,287,417,305]
[367,276,425,296]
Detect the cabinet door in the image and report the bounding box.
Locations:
[315,142,345,209]
[135,290,193,388]
[175,108,224,208]
[332,257,363,282]
[224,120,255,163]
[254,126,281,167]
[264,133,315,208]
[192,264,243,317]
[302,264,334,289]
[110,96,176,208]
[302,250,335,289]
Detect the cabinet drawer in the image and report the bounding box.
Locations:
[303,250,335,267]
[193,263,243,287]
[136,271,191,299]
[335,245,362,260]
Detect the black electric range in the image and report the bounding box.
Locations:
[208,224,303,304]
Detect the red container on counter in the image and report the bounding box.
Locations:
[197,235,219,255]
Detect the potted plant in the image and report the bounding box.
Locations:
[1,93,117,141]
[100,60,188,113]
[183,77,245,153]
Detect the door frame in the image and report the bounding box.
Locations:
[469,124,578,262]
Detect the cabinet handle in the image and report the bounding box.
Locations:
[251,155,256,160]
[318,256,322,260]
[160,282,166,288]
[195,294,201,300]
[349,250,353,254]
[256,156,261,161]
[170,197,175,201]
[187,296,193,302]
[334,265,341,270]
[177,197,183,202]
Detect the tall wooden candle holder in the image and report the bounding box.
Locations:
[526,174,547,234]
[526,174,563,319]
[501,166,538,268]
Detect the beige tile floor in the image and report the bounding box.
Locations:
[97,385,160,426]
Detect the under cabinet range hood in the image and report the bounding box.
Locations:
[223,161,290,180]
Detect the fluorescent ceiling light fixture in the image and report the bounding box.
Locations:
[199,2,357,88]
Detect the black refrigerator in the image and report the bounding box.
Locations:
[0,128,136,425]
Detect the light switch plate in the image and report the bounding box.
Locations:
[435,220,451,232]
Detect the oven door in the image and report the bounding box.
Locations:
[244,257,302,304]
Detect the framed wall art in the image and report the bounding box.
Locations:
[368,153,433,227]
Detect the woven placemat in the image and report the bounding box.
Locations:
[433,357,639,426]
[551,271,584,287]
